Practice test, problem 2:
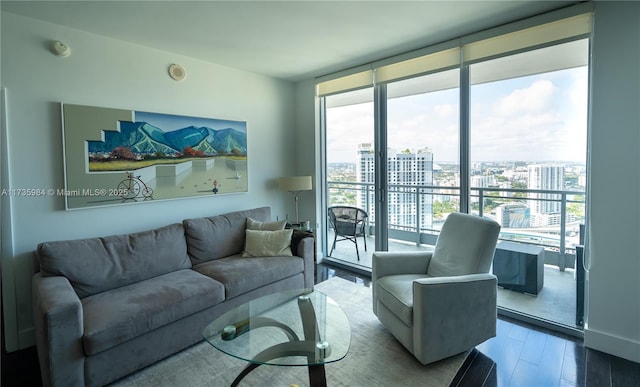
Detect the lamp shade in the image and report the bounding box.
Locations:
[279,176,312,192]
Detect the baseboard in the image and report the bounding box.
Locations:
[321,257,372,278]
[584,327,640,363]
[497,308,583,339]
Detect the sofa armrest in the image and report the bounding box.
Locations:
[372,251,433,281]
[412,273,497,364]
[32,272,85,387]
[294,235,315,289]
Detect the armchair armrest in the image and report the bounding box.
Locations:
[372,251,433,281]
[412,273,497,364]
[32,273,85,387]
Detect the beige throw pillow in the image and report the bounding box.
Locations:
[242,229,293,257]
[246,217,287,231]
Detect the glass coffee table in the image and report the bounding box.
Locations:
[202,288,351,387]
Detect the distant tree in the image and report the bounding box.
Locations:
[568,195,585,217]
[110,146,136,160]
[511,181,528,198]
[182,147,204,158]
[433,200,458,218]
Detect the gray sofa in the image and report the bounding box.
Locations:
[32,207,315,387]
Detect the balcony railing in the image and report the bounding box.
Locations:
[327,181,585,270]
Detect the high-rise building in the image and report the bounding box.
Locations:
[470,175,497,203]
[528,164,564,215]
[357,144,433,231]
[496,203,530,228]
[527,164,564,227]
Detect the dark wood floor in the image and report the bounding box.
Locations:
[2,264,638,387]
[315,262,640,387]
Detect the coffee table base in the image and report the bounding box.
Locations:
[228,296,330,387]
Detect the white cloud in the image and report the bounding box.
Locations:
[327,67,587,163]
[433,103,455,117]
[493,79,557,116]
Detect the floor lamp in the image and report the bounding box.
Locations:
[279,176,312,225]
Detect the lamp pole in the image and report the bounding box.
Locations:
[293,191,301,224]
[279,176,312,225]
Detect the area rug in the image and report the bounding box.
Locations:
[110,277,468,386]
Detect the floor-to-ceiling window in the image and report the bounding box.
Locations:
[386,69,460,242]
[319,9,591,330]
[325,88,375,267]
[469,39,589,328]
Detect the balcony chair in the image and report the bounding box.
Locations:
[327,206,368,260]
[372,212,500,365]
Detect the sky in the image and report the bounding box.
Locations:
[326,66,588,164]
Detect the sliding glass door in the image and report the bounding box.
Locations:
[385,69,460,244]
[325,88,375,267]
[324,69,461,267]
[469,39,589,327]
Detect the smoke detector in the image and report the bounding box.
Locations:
[168,64,186,81]
[50,40,70,57]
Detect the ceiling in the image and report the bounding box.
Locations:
[2,1,577,81]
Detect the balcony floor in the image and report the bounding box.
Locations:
[323,232,579,330]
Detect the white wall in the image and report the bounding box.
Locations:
[294,79,320,231]
[585,1,640,363]
[1,12,297,351]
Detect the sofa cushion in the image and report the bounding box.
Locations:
[183,207,271,265]
[242,229,293,257]
[37,223,191,298]
[246,217,286,231]
[193,255,303,299]
[81,269,225,355]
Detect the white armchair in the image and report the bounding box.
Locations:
[372,212,501,365]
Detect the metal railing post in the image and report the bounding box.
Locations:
[415,187,421,245]
[559,192,567,271]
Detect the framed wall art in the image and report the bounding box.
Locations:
[61,103,247,210]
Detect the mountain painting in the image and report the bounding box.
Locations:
[87,111,247,171]
[62,104,248,210]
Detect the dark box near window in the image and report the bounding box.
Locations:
[492,241,544,295]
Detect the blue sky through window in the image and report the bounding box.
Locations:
[326,66,587,165]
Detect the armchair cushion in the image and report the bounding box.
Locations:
[375,274,425,326]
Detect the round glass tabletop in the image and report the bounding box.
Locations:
[202,288,351,367]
